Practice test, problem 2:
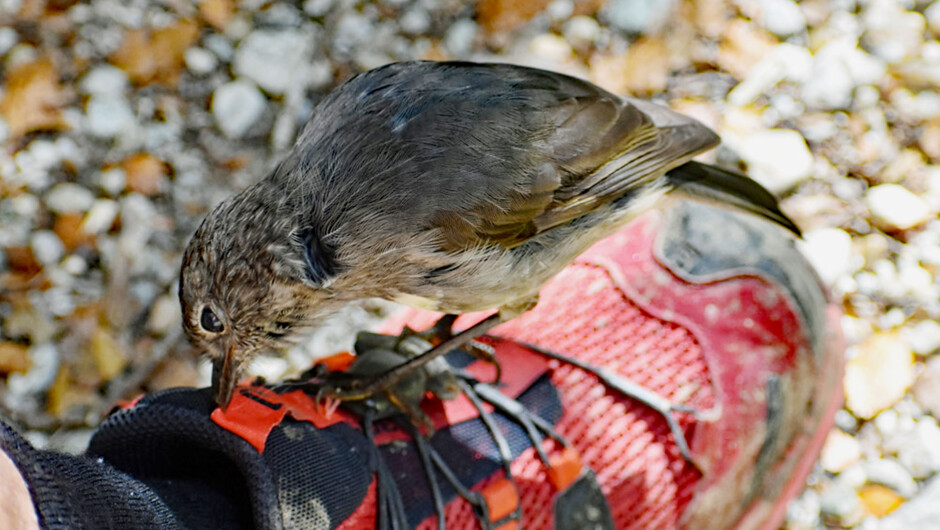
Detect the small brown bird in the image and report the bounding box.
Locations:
[179,61,799,408]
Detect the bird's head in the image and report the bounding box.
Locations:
[178,190,347,408]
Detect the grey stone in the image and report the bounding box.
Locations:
[332,12,372,57]
[233,29,315,95]
[444,19,478,58]
[400,7,431,35]
[604,0,676,34]
[30,230,65,265]
[211,80,267,139]
[44,183,95,214]
[184,47,218,75]
[84,96,135,138]
[79,65,128,96]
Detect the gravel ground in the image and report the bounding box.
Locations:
[2,0,940,527]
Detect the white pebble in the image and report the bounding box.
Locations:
[867,184,930,230]
[79,65,128,97]
[906,320,940,356]
[6,344,59,396]
[96,168,126,196]
[81,199,120,235]
[0,26,17,56]
[184,47,218,75]
[758,0,806,36]
[928,1,940,36]
[725,129,814,193]
[233,29,315,95]
[798,228,855,286]
[84,96,135,138]
[563,16,601,46]
[212,80,267,139]
[399,7,430,35]
[802,38,885,111]
[30,230,65,265]
[61,255,87,276]
[9,194,39,217]
[303,0,334,17]
[44,183,95,214]
[148,294,182,336]
[445,19,478,58]
[604,0,676,34]
[529,34,573,62]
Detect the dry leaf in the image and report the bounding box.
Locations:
[110,19,199,86]
[689,0,730,38]
[572,0,605,17]
[199,0,234,31]
[590,36,673,95]
[89,328,126,381]
[717,19,778,79]
[4,246,42,275]
[478,0,551,34]
[920,118,940,163]
[46,366,89,418]
[123,153,168,196]
[0,342,30,375]
[54,213,95,251]
[0,57,69,139]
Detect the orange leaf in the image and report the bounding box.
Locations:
[0,57,69,139]
[199,0,234,31]
[109,19,199,86]
[0,342,30,375]
[478,0,551,33]
[122,153,168,196]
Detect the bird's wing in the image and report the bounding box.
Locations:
[289,61,719,251]
[407,64,719,249]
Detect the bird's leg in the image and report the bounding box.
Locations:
[319,312,506,401]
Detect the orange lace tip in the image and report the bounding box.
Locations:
[316,351,356,372]
[548,446,583,490]
[481,477,519,522]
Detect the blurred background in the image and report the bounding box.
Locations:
[1,0,940,527]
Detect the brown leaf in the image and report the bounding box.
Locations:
[89,328,126,381]
[0,342,30,375]
[689,0,730,39]
[478,0,551,34]
[920,118,940,163]
[122,153,168,196]
[199,0,234,31]
[717,19,778,79]
[54,213,95,251]
[590,36,673,95]
[572,0,605,17]
[46,365,90,418]
[109,19,199,87]
[0,57,69,139]
[5,246,42,275]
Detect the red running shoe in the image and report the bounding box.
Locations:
[375,200,845,530]
[90,200,843,530]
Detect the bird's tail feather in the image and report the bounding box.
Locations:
[666,161,801,237]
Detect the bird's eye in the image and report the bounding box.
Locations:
[200,306,224,333]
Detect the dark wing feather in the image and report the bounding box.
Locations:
[283,61,719,252]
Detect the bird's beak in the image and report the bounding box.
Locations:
[211,344,239,409]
